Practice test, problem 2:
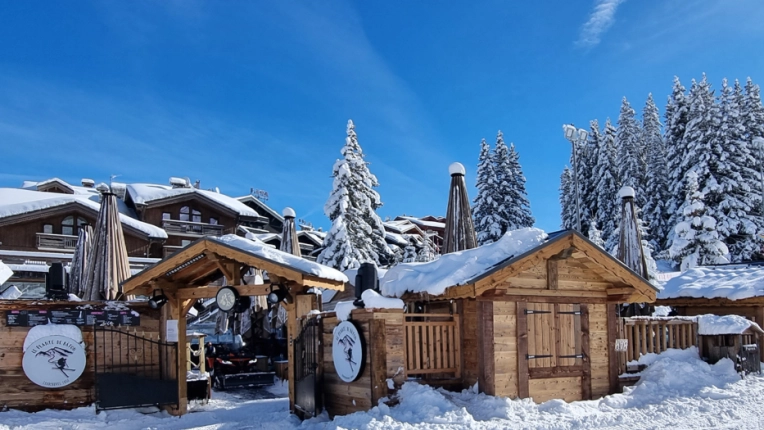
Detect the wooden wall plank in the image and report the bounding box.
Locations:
[477,301,495,395]
[580,304,592,400]
[516,301,529,399]
[606,304,619,395]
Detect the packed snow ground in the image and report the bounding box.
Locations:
[2,348,763,429]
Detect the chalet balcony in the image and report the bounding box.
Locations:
[36,233,78,251]
[163,245,184,258]
[162,219,225,237]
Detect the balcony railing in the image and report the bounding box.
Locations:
[36,233,78,251]
[162,219,225,237]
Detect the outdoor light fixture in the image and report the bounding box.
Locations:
[562,123,590,232]
[193,299,206,313]
[267,285,287,305]
[148,289,168,309]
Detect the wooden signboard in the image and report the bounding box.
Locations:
[5,309,141,327]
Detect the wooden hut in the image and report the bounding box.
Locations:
[121,234,347,415]
[378,229,658,404]
[695,314,763,373]
[656,264,764,361]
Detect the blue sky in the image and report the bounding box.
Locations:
[1,0,763,233]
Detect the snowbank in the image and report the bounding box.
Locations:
[697,314,763,335]
[212,235,348,283]
[335,301,356,322]
[659,264,764,301]
[381,228,547,298]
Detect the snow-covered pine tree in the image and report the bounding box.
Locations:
[581,120,602,230]
[493,131,514,235]
[505,142,535,229]
[712,78,760,261]
[317,120,393,270]
[473,138,502,245]
[416,233,438,262]
[668,171,730,271]
[664,77,690,248]
[681,75,718,203]
[597,119,620,252]
[588,218,605,248]
[743,78,764,229]
[616,97,646,207]
[402,237,418,263]
[344,120,395,266]
[560,167,576,230]
[641,93,670,252]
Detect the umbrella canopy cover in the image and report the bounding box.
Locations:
[81,187,132,300]
[616,186,648,279]
[280,207,301,257]
[442,163,477,254]
[71,224,93,298]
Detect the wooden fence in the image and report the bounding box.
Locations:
[404,314,461,378]
[617,317,698,374]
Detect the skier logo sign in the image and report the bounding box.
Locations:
[332,321,363,382]
[22,335,86,388]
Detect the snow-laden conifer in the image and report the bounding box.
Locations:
[473,138,502,244]
[580,121,601,231]
[743,78,764,230]
[588,218,605,248]
[664,77,690,243]
[668,171,730,271]
[560,167,576,230]
[402,237,418,263]
[318,120,393,270]
[616,97,646,206]
[505,142,535,229]
[416,234,438,262]
[597,119,620,252]
[493,131,514,234]
[642,93,670,251]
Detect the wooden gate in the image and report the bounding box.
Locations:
[293,318,322,418]
[404,314,461,378]
[94,326,178,412]
[520,302,589,403]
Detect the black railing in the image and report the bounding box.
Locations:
[294,318,321,418]
[94,326,179,411]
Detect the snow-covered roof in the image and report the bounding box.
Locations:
[211,234,348,283]
[127,184,261,218]
[658,265,764,301]
[396,216,445,230]
[697,314,764,335]
[385,231,410,247]
[381,228,547,297]
[0,188,167,239]
[23,178,102,196]
[236,194,284,221]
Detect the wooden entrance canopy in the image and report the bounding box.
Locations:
[120,234,347,415]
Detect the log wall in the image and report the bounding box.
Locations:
[0,300,161,411]
[321,309,405,417]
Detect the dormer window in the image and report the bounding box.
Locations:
[62,216,74,236]
[180,206,190,222]
[192,209,202,223]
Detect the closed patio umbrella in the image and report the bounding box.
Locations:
[442,162,477,254]
[280,207,301,257]
[71,224,93,298]
[81,184,131,301]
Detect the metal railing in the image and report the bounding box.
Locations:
[162,219,225,237]
[36,232,78,250]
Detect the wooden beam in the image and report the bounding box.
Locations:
[547,259,558,290]
[176,283,274,299]
[477,294,609,304]
[580,304,592,400]
[286,300,297,412]
[606,304,619,395]
[477,301,495,395]
[517,301,529,399]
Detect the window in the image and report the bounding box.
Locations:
[62,216,74,236]
[162,212,171,220]
[43,224,53,234]
[192,209,202,223]
[181,239,192,247]
[209,217,218,225]
[526,303,582,369]
[180,206,190,222]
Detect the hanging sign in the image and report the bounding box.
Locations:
[22,335,86,388]
[332,321,364,383]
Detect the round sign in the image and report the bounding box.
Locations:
[22,335,86,388]
[332,321,364,382]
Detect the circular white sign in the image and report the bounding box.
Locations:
[332,321,364,382]
[22,335,86,388]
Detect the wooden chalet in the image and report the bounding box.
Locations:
[120,233,346,415]
[123,182,269,258]
[656,264,764,361]
[0,187,167,258]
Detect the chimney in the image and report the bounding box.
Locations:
[81,178,95,188]
[169,177,187,188]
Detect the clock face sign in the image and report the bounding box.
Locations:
[216,287,238,312]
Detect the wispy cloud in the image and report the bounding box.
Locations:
[576,0,626,48]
